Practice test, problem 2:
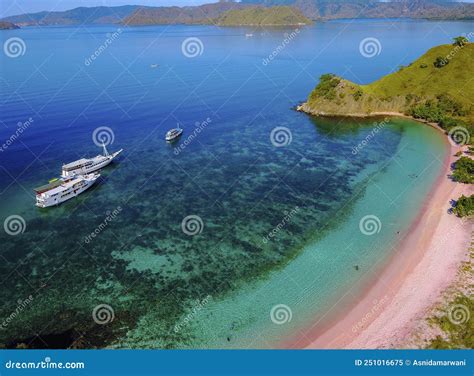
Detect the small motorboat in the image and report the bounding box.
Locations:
[165,123,183,142]
[150,64,159,68]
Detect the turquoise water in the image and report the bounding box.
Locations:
[0,20,462,348]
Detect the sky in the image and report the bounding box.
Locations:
[0,0,216,17]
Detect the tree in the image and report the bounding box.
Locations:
[453,36,469,47]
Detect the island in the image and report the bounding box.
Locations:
[3,1,473,27]
[215,6,312,26]
[0,21,19,30]
[298,38,474,137]
[124,4,311,26]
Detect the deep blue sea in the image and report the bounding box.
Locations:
[0,19,470,348]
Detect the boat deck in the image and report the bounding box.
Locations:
[35,177,83,195]
[34,180,64,194]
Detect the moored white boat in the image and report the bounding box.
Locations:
[34,173,100,208]
[165,123,183,142]
[61,143,122,178]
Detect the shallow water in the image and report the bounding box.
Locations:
[0,19,462,348]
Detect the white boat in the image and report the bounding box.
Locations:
[165,124,183,142]
[34,173,100,208]
[61,143,122,178]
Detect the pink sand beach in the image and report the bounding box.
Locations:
[285,131,472,349]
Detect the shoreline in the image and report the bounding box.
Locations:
[295,105,447,133]
[284,113,472,349]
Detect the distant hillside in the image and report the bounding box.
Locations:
[2,1,474,26]
[1,5,140,26]
[0,21,19,30]
[299,41,474,136]
[123,2,247,25]
[242,0,474,20]
[216,6,311,25]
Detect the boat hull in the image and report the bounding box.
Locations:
[61,150,122,178]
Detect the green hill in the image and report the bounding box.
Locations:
[300,41,474,137]
[216,6,312,26]
[3,1,474,26]
[241,0,474,20]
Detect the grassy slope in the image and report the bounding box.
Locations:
[217,6,312,26]
[305,43,474,124]
[366,44,474,112]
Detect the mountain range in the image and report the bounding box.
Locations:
[1,0,473,27]
[241,0,474,20]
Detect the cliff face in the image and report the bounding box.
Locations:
[298,82,407,117]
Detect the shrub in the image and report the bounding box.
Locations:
[353,89,363,101]
[311,74,341,101]
[452,194,474,217]
[434,56,449,68]
[426,294,474,349]
[407,95,467,130]
[452,156,474,184]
